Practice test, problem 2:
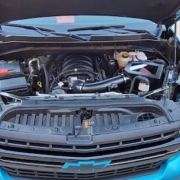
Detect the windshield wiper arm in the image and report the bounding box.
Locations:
[122,29,157,38]
[5,23,55,36]
[122,24,163,38]
[68,25,161,38]
[51,32,88,41]
[4,23,88,41]
[67,25,125,32]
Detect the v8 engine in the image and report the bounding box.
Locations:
[0,49,173,102]
[50,55,101,94]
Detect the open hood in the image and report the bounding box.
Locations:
[0,0,180,26]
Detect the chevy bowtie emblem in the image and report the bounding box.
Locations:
[62,160,111,172]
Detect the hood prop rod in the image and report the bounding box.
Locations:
[174,21,177,67]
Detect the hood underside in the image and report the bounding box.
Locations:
[0,0,180,26]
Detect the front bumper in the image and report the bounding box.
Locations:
[131,152,180,180]
[1,152,180,180]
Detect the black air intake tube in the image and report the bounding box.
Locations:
[73,75,130,93]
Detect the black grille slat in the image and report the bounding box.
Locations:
[8,140,26,146]
[1,157,64,166]
[52,144,72,150]
[164,131,177,137]
[144,135,161,141]
[111,151,167,164]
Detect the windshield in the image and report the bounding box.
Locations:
[2,16,158,36]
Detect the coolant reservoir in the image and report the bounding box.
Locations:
[129,51,147,61]
[136,51,147,61]
[114,51,129,67]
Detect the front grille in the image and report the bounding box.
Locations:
[0,137,175,158]
[0,106,175,153]
[0,150,167,168]
[0,130,177,153]
[3,161,163,180]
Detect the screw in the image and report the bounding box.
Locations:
[31,127,35,131]
[112,126,118,130]
[53,127,59,132]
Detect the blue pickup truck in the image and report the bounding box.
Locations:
[0,0,180,180]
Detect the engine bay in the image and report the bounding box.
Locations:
[0,49,179,103]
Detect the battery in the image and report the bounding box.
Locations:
[0,60,28,96]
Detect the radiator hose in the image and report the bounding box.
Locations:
[73,75,130,93]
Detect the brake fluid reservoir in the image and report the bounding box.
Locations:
[114,51,129,67]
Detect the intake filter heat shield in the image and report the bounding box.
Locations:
[125,61,164,90]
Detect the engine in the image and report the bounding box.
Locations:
[50,55,101,94]
[49,54,133,94]
[0,49,173,102]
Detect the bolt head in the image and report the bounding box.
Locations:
[53,127,59,132]
[31,127,35,131]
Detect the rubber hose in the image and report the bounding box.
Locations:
[101,70,107,80]
[41,64,49,94]
[73,75,130,93]
[129,76,149,94]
